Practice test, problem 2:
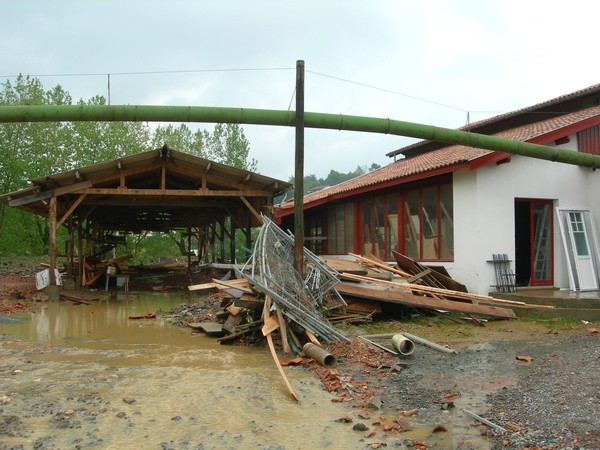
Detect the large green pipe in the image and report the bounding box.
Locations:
[0,104,599,168]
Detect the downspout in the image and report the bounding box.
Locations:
[0,105,599,168]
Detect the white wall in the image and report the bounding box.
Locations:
[440,137,600,295]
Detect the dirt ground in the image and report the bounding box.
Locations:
[1,264,599,449]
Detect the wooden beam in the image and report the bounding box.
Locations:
[56,193,87,229]
[239,196,263,223]
[349,252,411,278]
[335,282,517,319]
[80,188,270,197]
[263,296,298,402]
[341,272,554,308]
[8,180,92,207]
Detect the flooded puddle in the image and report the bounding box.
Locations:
[0,293,499,449]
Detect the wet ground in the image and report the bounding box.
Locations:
[0,293,466,450]
[0,272,599,449]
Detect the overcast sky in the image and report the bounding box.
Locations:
[3,0,600,181]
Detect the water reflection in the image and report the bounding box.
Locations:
[0,293,487,449]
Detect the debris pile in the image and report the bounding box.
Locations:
[181,217,553,401]
[331,250,554,323]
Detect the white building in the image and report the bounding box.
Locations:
[277,84,600,295]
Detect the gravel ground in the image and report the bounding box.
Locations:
[334,320,600,449]
[485,331,600,449]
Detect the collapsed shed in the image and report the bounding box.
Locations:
[0,146,291,291]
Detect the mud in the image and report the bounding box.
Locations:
[0,264,599,449]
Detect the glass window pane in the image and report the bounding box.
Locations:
[422,187,439,259]
[345,203,354,253]
[373,197,384,259]
[404,191,420,259]
[569,212,589,256]
[335,205,344,254]
[363,199,373,256]
[327,206,336,254]
[439,184,454,259]
[386,194,398,258]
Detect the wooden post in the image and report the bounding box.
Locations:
[77,218,83,287]
[294,59,305,278]
[66,216,73,281]
[187,226,192,273]
[49,196,57,285]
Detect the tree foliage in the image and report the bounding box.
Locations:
[0,76,259,257]
[289,164,380,195]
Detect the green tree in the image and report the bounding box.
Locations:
[151,123,258,256]
[289,165,372,195]
[0,76,75,255]
[0,76,258,259]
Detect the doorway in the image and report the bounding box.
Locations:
[514,199,554,287]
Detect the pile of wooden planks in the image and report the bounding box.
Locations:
[188,274,343,401]
[331,252,553,321]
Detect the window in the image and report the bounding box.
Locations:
[326,203,354,254]
[361,195,399,260]
[305,216,324,254]
[403,183,453,261]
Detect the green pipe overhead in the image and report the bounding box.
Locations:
[1,104,599,169]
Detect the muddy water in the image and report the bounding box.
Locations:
[0,294,496,449]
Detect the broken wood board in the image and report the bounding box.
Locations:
[187,281,219,293]
[392,250,467,292]
[320,257,369,275]
[212,278,254,294]
[342,297,383,314]
[262,314,280,336]
[234,294,264,310]
[188,278,250,292]
[188,322,225,336]
[223,314,244,334]
[349,252,411,278]
[60,293,92,305]
[226,304,244,316]
[336,282,517,319]
[263,295,298,402]
[341,273,554,309]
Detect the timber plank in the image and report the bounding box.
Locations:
[187,281,218,292]
[392,250,467,292]
[336,282,516,319]
[320,257,368,275]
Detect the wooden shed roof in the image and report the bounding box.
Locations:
[1,146,291,232]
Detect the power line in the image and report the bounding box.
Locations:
[307,70,469,113]
[2,66,547,117]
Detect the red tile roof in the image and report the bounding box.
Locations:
[277,105,600,215]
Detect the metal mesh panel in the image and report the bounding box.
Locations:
[239,216,348,343]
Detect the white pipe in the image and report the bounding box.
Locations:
[401,332,458,355]
[391,334,415,356]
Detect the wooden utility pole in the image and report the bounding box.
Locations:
[294,60,305,277]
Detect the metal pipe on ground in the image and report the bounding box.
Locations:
[302,342,336,368]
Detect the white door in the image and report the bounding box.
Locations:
[557,208,600,291]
